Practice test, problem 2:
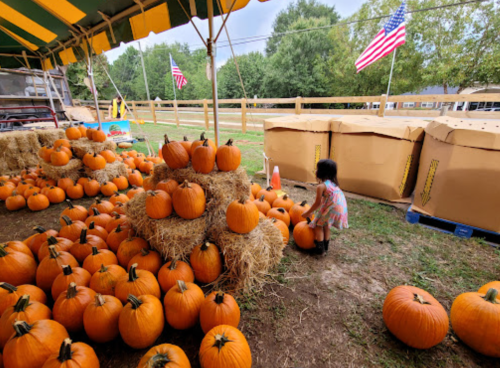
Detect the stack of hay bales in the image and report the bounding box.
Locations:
[72,138,128,184]
[126,163,284,294]
[0,128,64,175]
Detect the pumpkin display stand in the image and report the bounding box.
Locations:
[71,138,116,159]
[126,163,285,294]
[39,159,83,182]
[83,161,128,184]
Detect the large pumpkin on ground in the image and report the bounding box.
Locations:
[289,200,312,226]
[83,294,123,343]
[190,242,222,284]
[383,285,449,349]
[158,260,195,293]
[478,281,500,295]
[199,325,252,368]
[51,265,91,301]
[36,246,79,293]
[3,320,69,368]
[53,283,96,333]
[226,198,259,234]
[450,288,500,357]
[128,249,162,277]
[138,344,191,368]
[0,244,37,286]
[89,264,126,296]
[292,219,315,250]
[114,263,161,304]
[266,207,291,227]
[0,283,47,316]
[200,291,240,334]
[164,280,204,330]
[172,181,206,220]
[117,233,149,267]
[256,186,277,205]
[119,294,164,349]
[41,338,100,368]
[272,194,294,212]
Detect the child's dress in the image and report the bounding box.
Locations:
[310,180,349,229]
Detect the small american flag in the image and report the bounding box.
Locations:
[171,57,187,90]
[355,1,406,73]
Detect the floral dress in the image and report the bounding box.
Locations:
[310,180,349,230]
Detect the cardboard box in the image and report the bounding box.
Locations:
[330,116,427,201]
[264,115,334,183]
[412,117,500,232]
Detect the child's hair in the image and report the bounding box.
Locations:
[316,159,339,185]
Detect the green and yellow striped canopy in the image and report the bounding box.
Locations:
[0,0,268,70]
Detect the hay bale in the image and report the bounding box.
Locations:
[151,164,251,224]
[209,219,285,294]
[40,159,82,182]
[0,131,41,173]
[84,161,128,184]
[71,138,117,159]
[36,129,65,147]
[125,192,209,260]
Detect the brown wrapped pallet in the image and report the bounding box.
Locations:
[330,116,427,202]
[412,117,500,232]
[264,115,334,183]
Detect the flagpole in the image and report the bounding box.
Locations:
[169,53,177,102]
[386,48,397,97]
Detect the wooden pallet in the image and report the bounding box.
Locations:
[406,208,500,245]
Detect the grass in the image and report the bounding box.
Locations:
[120,122,264,175]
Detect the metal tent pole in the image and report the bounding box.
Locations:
[138,41,151,101]
[207,0,220,146]
[88,54,102,129]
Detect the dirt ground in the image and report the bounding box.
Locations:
[1,180,500,368]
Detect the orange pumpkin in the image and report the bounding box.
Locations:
[85,208,113,229]
[253,195,271,215]
[5,191,26,211]
[65,125,81,140]
[92,128,106,143]
[42,338,99,368]
[292,218,315,250]
[217,138,241,171]
[156,179,179,196]
[267,207,291,227]
[89,264,126,296]
[109,191,129,206]
[50,147,70,166]
[199,325,252,368]
[128,169,143,187]
[256,186,277,205]
[66,183,84,200]
[51,265,91,301]
[57,177,74,192]
[53,283,96,332]
[107,224,133,253]
[0,244,37,287]
[115,263,161,304]
[70,228,108,264]
[83,179,101,197]
[162,134,190,169]
[87,221,109,241]
[289,200,312,226]
[83,294,123,343]
[0,182,15,201]
[36,246,79,293]
[88,197,114,215]
[83,246,118,275]
[27,192,50,211]
[117,232,149,268]
[478,281,500,294]
[59,216,86,242]
[77,125,87,138]
[127,185,145,199]
[270,218,290,245]
[158,259,194,293]
[23,186,40,199]
[146,190,172,219]
[0,283,47,316]
[272,194,294,212]
[143,176,155,191]
[164,280,204,330]
[192,139,215,174]
[101,181,118,197]
[128,249,162,277]
[138,344,191,368]
[190,242,222,284]
[191,132,217,156]
[226,198,259,234]
[47,186,66,204]
[139,160,154,174]
[38,237,73,261]
[172,181,206,220]
[112,175,128,190]
[24,226,58,256]
[200,291,240,334]
[100,149,116,164]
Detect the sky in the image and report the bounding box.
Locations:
[104,0,366,66]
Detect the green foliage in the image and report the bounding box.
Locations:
[66,54,113,100]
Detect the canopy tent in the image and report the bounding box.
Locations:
[0,0,269,144]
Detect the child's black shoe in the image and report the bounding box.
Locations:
[314,240,325,256]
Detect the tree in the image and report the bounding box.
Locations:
[109,46,141,100]
[264,17,334,98]
[218,52,267,100]
[66,54,113,100]
[266,0,340,55]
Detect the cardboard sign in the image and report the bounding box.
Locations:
[84,120,132,143]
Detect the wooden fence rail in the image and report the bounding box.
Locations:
[74,93,500,133]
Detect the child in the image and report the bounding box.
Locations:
[302,159,348,256]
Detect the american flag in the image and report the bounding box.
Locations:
[171,57,187,90]
[355,1,406,73]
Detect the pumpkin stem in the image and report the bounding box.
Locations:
[212,333,233,352]
[92,208,101,216]
[48,245,60,259]
[266,186,273,191]
[126,229,134,241]
[202,139,209,147]
[47,236,58,246]
[270,218,277,224]
[113,191,120,196]
[80,228,88,244]
[57,338,73,362]
[413,294,431,305]
[238,197,247,204]
[89,221,96,230]
[13,295,30,312]
[482,288,499,304]
[164,134,171,144]
[277,208,286,214]
[62,265,73,276]
[66,283,78,299]
[33,225,47,234]
[96,197,102,204]
[112,212,120,219]
[127,294,143,309]
[128,263,139,282]
[306,217,312,224]
[65,199,75,209]
[168,259,178,270]
[283,194,288,200]
[200,132,206,140]
[181,180,191,188]
[13,321,32,337]
[91,246,99,256]
[0,282,17,293]
[300,200,307,207]
[259,195,265,202]
[150,355,172,367]
[140,248,150,256]
[183,136,189,141]
[225,138,234,146]
[201,242,210,251]
[99,264,109,273]
[95,293,106,307]
[215,291,225,304]
[62,215,73,226]
[115,224,123,233]
[0,245,8,257]
[177,280,188,293]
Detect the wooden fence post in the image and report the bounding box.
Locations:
[149,101,157,125]
[241,98,247,134]
[203,99,209,129]
[131,101,137,120]
[295,96,302,115]
[174,100,179,127]
[98,108,104,121]
[378,95,387,117]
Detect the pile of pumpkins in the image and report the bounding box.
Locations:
[383,283,500,357]
[0,196,252,368]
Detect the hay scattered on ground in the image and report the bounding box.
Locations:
[40,159,82,182]
[71,138,117,159]
[125,192,209,260]
[84,161,128,184]
[36,129,65,147]
[209,219,285,294]
[152,164,251,224]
